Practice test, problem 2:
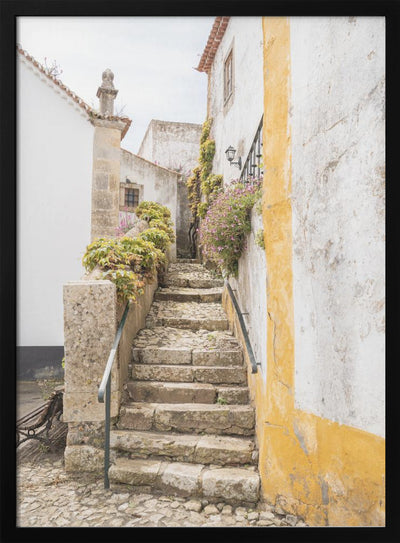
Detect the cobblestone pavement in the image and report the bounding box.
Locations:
[17,451,307,528]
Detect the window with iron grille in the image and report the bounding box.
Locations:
[125,188,139,208]
[224,49,233,103]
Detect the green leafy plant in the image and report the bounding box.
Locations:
[217,396,228,405]
[255,229,265,250]
[187,119,221,222]
[187,166,202,220]
[135,201,175,243]
[139,227,171,252]
[82,201,172,302]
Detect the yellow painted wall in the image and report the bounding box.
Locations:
[224,16,385,527]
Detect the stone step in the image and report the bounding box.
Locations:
[176,258,200,264]
[118,403,255,436]
[126,381,249,404]
[110,430,256,466]
[132,328,242,368]
[108,457,260,505]
[154,287,222,303]
[132,345,243,367]
[145,301,229,331]
[165,263,224,289]
[131,364,247,385]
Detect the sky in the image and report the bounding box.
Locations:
[17,16,214,153]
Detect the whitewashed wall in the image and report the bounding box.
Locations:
[138,119,202,176]
[290,17,385,437]
[229,210,267,380]
[17,55,94,347]
[208,17,264,185]
[120,149,179,260]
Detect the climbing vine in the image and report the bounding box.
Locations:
[187,118,224,226]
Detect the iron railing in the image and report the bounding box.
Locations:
[240,116,264,182]
[98,301,130,489]
[225,281,260,374]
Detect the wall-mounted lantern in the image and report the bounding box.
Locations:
[225,145,242,169]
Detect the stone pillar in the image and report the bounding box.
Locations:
[91,69,125,241]
[63,280,120,423]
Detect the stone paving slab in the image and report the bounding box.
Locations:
[110,429,256,466]
[145,301,228,331]
[16,454,308,527]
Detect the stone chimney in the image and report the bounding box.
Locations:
[96,68,118,116]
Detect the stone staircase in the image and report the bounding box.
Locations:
[108,259,260,506]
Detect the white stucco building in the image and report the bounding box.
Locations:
[17,47,97,377]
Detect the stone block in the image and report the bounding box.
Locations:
[64,445,104,472]
[194,435,254,466]
[217,386,249,404]
[158,462,203,497]
[63,280,118,421]
[110,430,198,462]
[109,458,161,486]
[192,350,243,366]
[132,364,194,382]
[127,381,216,404]
[132,347,191,365]
[94,172,109,190]
[201,468,260,503]
[63,390,120,422]
[118,404,155,430]
[153,404,254,435]
[92,190,116,211]
[194,366,247,385]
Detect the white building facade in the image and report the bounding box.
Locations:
[17,48,94,377]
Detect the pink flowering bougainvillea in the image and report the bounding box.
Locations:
[199,180,262,277]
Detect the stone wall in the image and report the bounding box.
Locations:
[290,16,385,437]
[137,119,202,257]
[63,213,159,472]
[227,209,267,380]
[91,119,127,241]
[138,119,202,176]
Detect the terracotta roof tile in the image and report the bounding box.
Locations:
[17,45,132,139]
[196,16,230,74]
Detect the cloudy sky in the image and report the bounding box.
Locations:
[17,16,214,153]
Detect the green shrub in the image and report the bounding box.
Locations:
[82,201,173,302]
[139,227,171,252]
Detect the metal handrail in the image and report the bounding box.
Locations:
[240,115,264,182]
[98,301,130,489]
[225,281,260,374]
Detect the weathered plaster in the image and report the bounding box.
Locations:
[228,210,267,380]
[249,16,386,526]
[137,119,202,256]
[207,17,264,184]
[120,148,179,260]
[290,16,385,437]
